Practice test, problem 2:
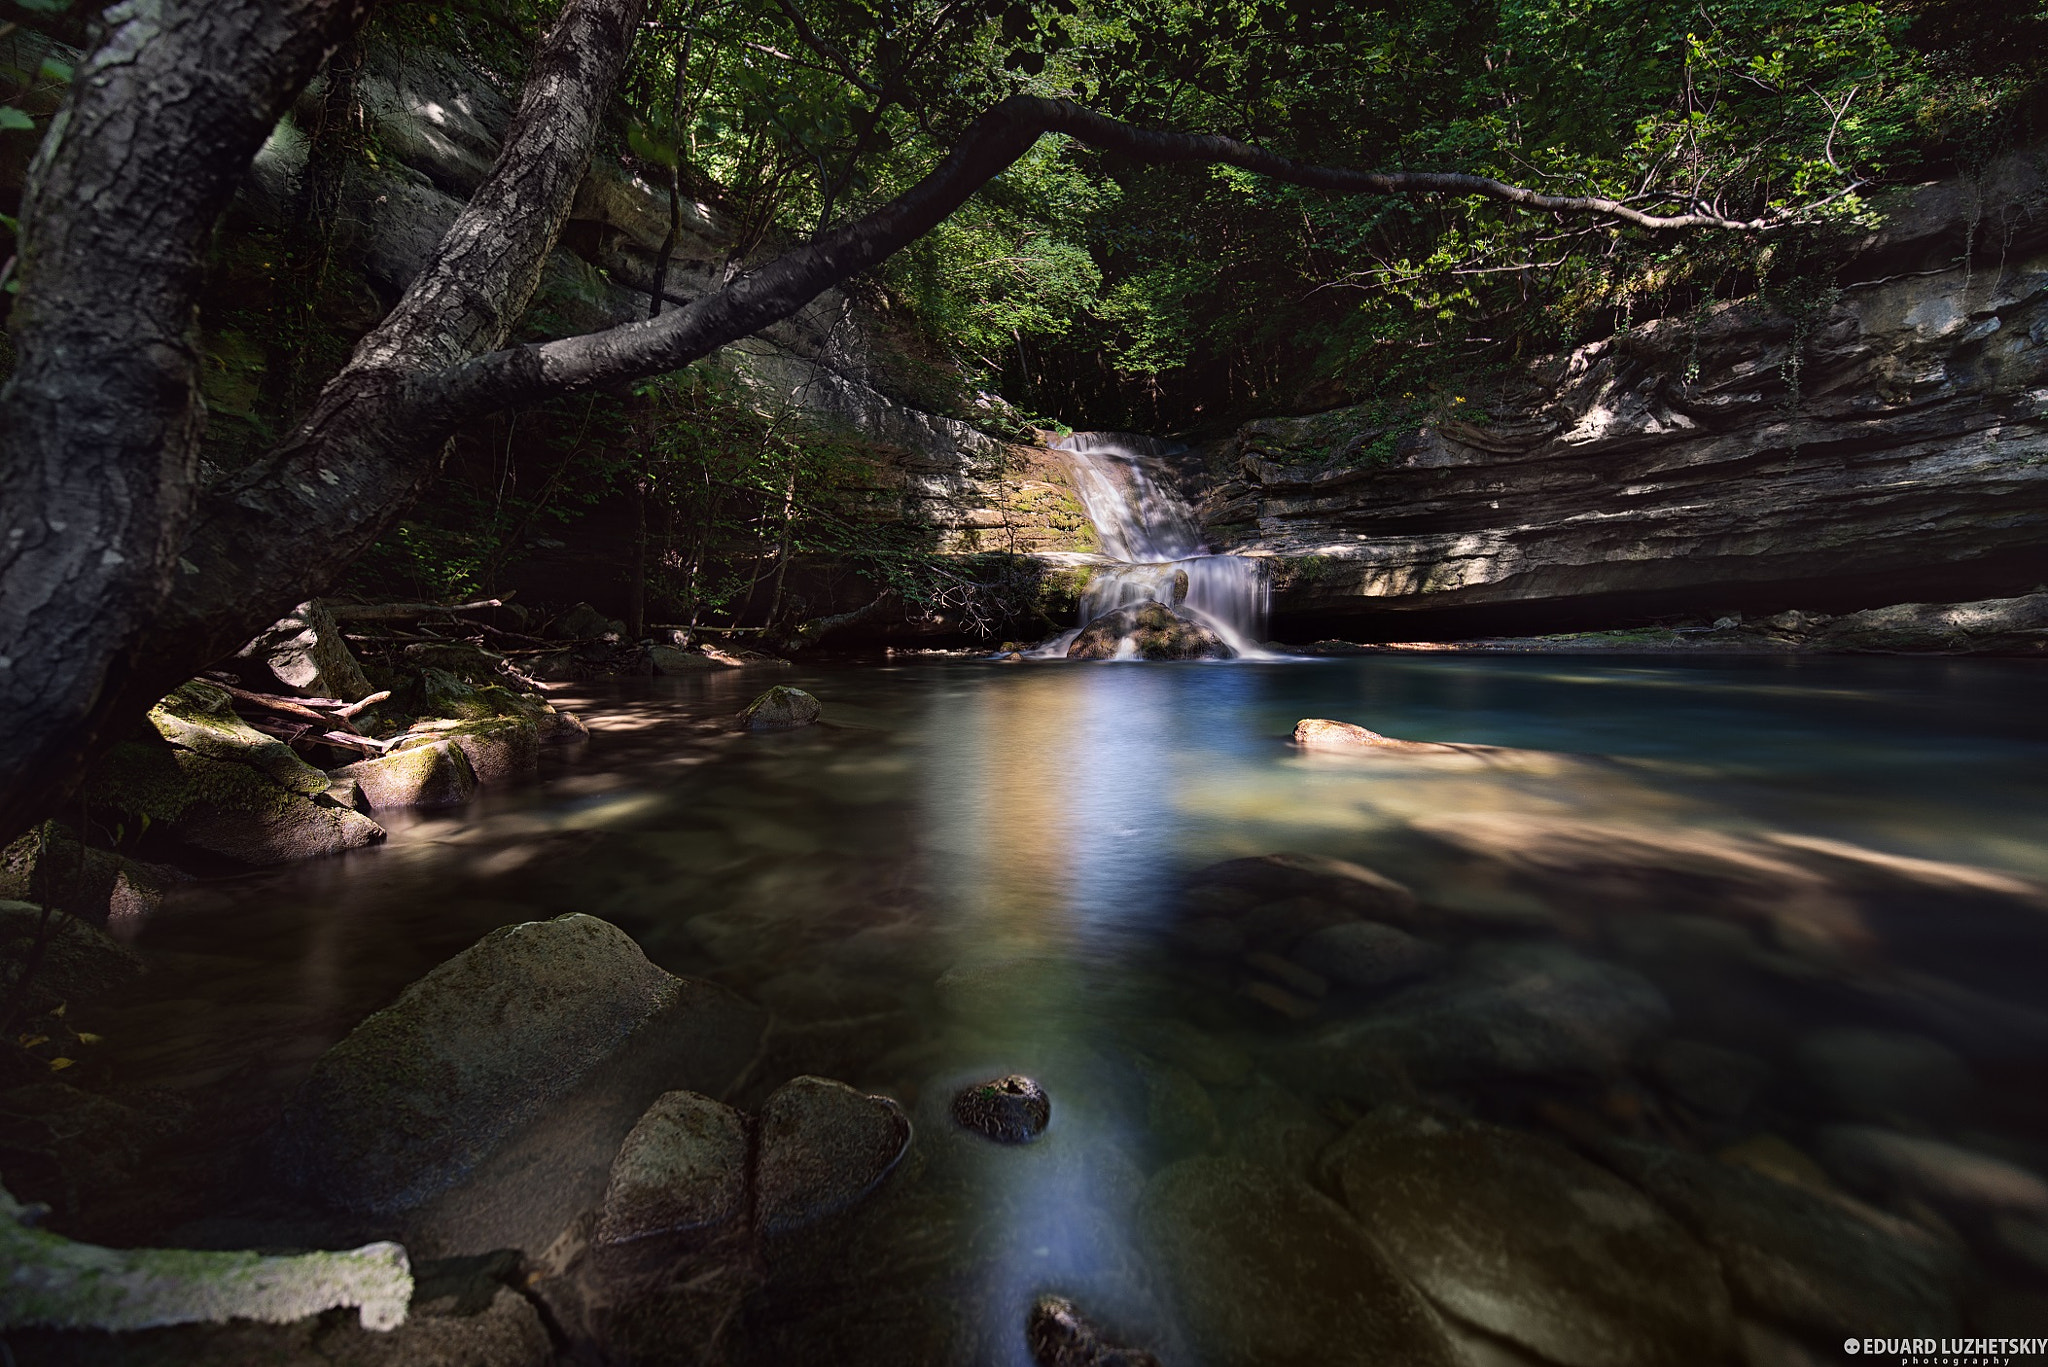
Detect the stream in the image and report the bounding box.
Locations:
[55,651,2048,1362]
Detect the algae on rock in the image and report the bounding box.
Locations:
[147,681,330,796]
[0,1180,412,1332]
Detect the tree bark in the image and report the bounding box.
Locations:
[0,0,374,844]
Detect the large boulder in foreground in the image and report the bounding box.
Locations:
[1323,1110,1734,1367]
[1138,1156,1457,1366]
[278,914,683,1214]
[1067,601,1231,660]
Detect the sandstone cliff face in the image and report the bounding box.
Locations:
[1200,150,2048,637]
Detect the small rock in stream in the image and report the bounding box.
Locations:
[1027,1294,1165,1367]
[756,1075,910,1234]
[738,685,822,730]
[1291,919,1445,990]
[952,1074,1051,1143]
[594,1090,748,1249]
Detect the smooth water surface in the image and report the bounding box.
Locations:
[75,655,2048,1361]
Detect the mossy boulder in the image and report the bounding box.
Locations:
[0,827,186,928]
[1067,601,1231,660]
[737,686,821,731]
[276,914,684,1214]
[333,741,478,810]
[393,716,539,785]
[0,901,145,1014]
[147,681,329,796]
[87,740,384,866]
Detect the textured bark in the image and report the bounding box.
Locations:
[0,0,374,843]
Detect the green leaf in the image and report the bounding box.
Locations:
[37,56,73,84]
[0,107,36,131]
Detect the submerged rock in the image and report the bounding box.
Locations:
[952,1074,1051,1143]
[1648,1039,1771,1118]
[148,681,330,796]
[1139,1156,1458,1366]
[1275,942,1670,1094]
[1593,1138,1959,1337]
[1795,1028,1973,1123]
[1067,601,1231,660]
[1026,1294,1164,1367]
[1186,852,1418,925]
[755,1076,910,1235]
[594,1090,748,1250]
[1323,1109,1734,1367]
[1291,920,1445,990]
[738,685,823,731]
[278,914,682,1213]
[335,740,478,810]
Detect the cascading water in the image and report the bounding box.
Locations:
[1029,432,1271,658]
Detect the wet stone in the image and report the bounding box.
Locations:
[1291,920,1445,990]
[1593,1138,1960,1337]
[1140,1156,1459,1367]
[1186,852,1418,925]
[1795,1028,1973,1123]
[1244,950,1328,998]
[1322,1108,1735,1367]
[1817,1125,2048,1219]
[952,1074,1051,1143]
[594,1091,747,1248]
[738,685,822,731]
[1649,1038,1771,1118]
[756,1075,911,1235]
[1027,1294,1165,1367]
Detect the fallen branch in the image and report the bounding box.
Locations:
[210,682,365,735]
[326,597,506,622]
[333,690,392,720]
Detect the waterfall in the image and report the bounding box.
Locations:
[1031,432,1271,658]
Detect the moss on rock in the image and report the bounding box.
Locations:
[147,682,329,796]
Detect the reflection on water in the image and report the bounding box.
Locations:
[69,656,2048,1361]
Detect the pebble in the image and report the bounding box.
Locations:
[952,1074,1051,1143]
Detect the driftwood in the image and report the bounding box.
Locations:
[246,719,387,756]
[333,690,391,720]
[210,681,367,735]
[326,597,506,622]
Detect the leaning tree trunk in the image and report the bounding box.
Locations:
[0,0,373,845]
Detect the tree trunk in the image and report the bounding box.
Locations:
[0,0,373,844]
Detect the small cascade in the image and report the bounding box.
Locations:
[1030,432,1271,658]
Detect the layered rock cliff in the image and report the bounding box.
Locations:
[1196,149,2048,638]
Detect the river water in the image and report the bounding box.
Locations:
[64,653,2048,1362]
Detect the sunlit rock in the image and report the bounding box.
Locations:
[1066,601,1231,660]
[148,680,330,796]
[396,715,540,785]
[1322,1109,1734,1367]
[277,914,683,1213]
[649,643,715,674]
[335,739,479,810]
[0,1179,411,1332]
[1139,1156,1458,1366]
[238,599,373,702]
[1820,592,2048,653]
[594,1091,748,1250]
[1292,718,1458,752]
[738,685,823,730]
[755,1076,910,1235]
[1593,1138,1959,1338]
[951,1074,1051,1144]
